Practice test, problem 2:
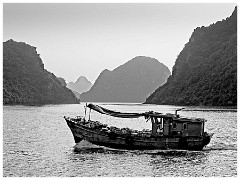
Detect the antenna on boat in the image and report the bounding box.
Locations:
[175,108,185,116]
[88,108,91,120]
[84,103,87,119]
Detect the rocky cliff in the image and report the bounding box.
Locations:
[80,56,170,103]
[145,7,237,106]
[3,39,79,105]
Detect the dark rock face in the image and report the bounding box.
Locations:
[80,56,170,103]
[67,76,92,95]
[145,7,237,106]
[3,39,79,105]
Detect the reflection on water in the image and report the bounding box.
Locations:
[3,104,237,177]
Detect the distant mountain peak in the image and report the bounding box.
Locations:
[76,76,92,84]
[67,76,92,95]
[133,55,157,60]
[80,56,170,103]
[77,76,86,80]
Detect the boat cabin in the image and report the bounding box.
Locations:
[85,103,206,138]
[150,114,205,137]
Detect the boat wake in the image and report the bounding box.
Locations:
[203,147,237,151]
[73,140,128,154]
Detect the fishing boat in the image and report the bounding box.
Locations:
[64,103,213,150]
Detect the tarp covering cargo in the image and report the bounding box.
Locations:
[87,103,146,118]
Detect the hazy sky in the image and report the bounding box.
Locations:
[3,3,236,83]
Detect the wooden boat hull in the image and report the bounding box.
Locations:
[65,118,211,151]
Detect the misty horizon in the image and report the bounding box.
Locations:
[3,3,236,83]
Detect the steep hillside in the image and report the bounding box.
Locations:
[3,39,79,105]
[71,90,81,99]
[67,76,92,94]
[145,7,237,106]
[80,56,170,103]
[57,77,67,87]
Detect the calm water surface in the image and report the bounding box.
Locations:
[3,103,237,177]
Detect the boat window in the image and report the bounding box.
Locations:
[157,118,162,124]
[173,122,177,129]
[183,123,188,130]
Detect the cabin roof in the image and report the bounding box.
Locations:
[147,112,206,122]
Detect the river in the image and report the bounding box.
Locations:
[3,103,237,177]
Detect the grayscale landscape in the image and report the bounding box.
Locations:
[3,3,237,177]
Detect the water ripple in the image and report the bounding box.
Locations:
[3,104,237,177]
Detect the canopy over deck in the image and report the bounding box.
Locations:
[87,103,147,118]
[86,103,206,122]
[87,103,171,119]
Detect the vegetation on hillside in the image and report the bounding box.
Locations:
[146,7,237,106]
[3,39,79,105]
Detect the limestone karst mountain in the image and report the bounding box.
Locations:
[3,39,79,105]
[67,76,92,95]
[80,56,170,103]
[145,7,237,106]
